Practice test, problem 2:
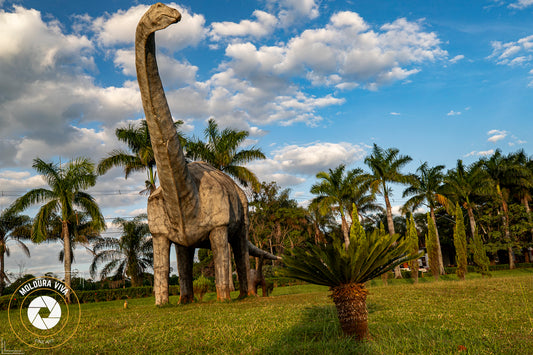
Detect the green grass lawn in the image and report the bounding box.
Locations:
[1,269,532,354]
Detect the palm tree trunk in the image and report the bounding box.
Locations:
[522,197,533,239]
[62,220,72,303]
[430,207,445,275]
[0,247,5,295]
[466,206,477,239]
[340,210,350,250]
[331,283,369,340]
[384,195,402,278]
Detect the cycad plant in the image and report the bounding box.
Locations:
[282,206,419,340]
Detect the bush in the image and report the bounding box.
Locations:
[193,275,213,301]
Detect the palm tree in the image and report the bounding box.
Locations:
[0,211,31,295]
[481,149,529,269]
[45,211,102,266]
[90,214,153,287]
[364,143,413,277]
[186,118,265,191]
[310,164,364,249]
[97,119,185,194]
[282,208,418,340]
[8,157,106,295]
[443,159,490,238]
[402,162,446,274]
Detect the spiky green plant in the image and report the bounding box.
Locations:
[282,208,419,340]
[453,203,468,281]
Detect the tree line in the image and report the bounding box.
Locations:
[1,118,532,296]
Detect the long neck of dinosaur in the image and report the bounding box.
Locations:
[136,29,199,230]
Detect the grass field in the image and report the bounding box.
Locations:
[1,269,532,354]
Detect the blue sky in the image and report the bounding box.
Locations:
[1,0,532,276]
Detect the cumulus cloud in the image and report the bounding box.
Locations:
[210,10,277,41]
[223,12,446,90]
[248,142,367,187]
[0,6,145,169]
[265,0,319,27]
[92,3,207,51]
[447,110,462,116]
[487,129,508,142]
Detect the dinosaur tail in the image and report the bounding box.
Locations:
[247,241,281,260]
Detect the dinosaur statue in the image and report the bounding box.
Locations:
[135,3,278,305]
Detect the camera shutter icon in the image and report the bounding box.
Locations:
[27,296,62,330]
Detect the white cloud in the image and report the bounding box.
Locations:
[223,12,446,91]
[390,112,401,116]
[489,35,533,75]
[266,0,319,27]
[487,129,508,142]
[248,142,367,187]
[509,0,533,9]
[92,3,206,51]
[447,110,461,116]
[450,54,465,63]
[210,10,277,41]
[465,149,495,157]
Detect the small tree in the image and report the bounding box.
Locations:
[425,213,440,280]
[282,208,418,340]
[406,214,420,283]
[471,226,491,277]
[453,203,468,281]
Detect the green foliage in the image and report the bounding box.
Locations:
[90,214,152,287]
[97,119,185,194]
[186,118,265,190]
[193,274,213,301]
[406,214,420,281]
[282,220,418,286]
[349,204,365,245]
[425,213,440,280]
[453,204,468,280]
[470,226,491,277]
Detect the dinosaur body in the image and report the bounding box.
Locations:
[135,3,276,305]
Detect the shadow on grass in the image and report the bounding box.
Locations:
[258,303,380,355]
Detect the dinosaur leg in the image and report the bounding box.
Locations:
[153,234,171,306]
[176,244,195,304]
[230,229,253,298]
[210,226,231,301]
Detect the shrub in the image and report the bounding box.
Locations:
[193,275,213,302]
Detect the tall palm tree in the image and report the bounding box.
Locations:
[282,208,418,340]
[0,211,31,295]
[8,157,106,295]
[186,118,265,191]
[364,144,413,277]
[481,149,529,269]
[506,150,533,232]
[402,162,446,274]
[97,119,185,194]
[443,159,490,238]
[90,214,153,287]
[310,164,364,249]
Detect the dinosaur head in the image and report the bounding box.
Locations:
[138,3,181,35]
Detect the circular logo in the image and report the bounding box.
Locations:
[7,276,81,350]
[27,296,62,330]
